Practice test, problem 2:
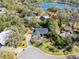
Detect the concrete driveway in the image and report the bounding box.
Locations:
[25,33,32,46]
[18,46,79,59]
[19,31,79,59]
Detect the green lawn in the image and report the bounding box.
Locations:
[43,0,57,2]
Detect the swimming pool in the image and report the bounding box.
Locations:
[39,2,77,10]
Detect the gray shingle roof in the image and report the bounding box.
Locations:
[35,28,48,34]
[32,28,48,39]
[32,31,41,39]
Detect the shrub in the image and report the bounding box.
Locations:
[63,51,70,55]
[65,44,73,52]
[47,7,61,12]
[31,39,43,47]
[48,46,58,52]
[0,50,16,59]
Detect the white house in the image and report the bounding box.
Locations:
[40,16,50,21]
[0,30,11,45]
[0,7,7,14]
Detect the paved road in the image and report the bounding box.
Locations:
[17,46,79,59]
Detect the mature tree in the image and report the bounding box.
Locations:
[5,27,26,48]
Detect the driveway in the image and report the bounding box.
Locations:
[18,46,79,59]
[25,33,32,46]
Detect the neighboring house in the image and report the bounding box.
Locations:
[35,28,48,35]
[0,43,3,48]
[32,27,48,39]
[24,15,50,22]
[0,30,11,46]
[40,16,49,21]
[0,7,7,14]
[24,16,31,22]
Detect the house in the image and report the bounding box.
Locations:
[35,28,48,35]
[40,16,49,21]
[32,27,48,39]
[0,30,11,46]
[32,31,41,39]
[0,7,7,14]
[0,43,3,48]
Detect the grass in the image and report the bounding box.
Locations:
[40,45,79,55]
[43,0,57,2]
[38,44,64,55]
[32,40,64,55]
[35,44,79,55]
[32,39,79,55]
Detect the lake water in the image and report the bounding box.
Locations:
[39,2,77,10]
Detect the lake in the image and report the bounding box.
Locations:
[39,2,77,10]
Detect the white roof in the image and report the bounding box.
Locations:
[0,7,7,14]
[0,7,6,10]
[36,16,49,19]
[42,16,49,19]
[0,30,11,45]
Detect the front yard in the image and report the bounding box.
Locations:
[31,37,79,55]
[43,0,57,2]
